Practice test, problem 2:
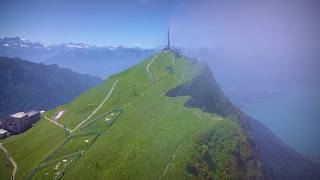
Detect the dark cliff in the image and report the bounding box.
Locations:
[166,63,320,180]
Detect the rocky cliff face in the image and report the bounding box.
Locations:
[167,63,320,180]
[166,64,249,130]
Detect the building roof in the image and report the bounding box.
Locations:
[8,110,39,119]
[0,129,8,134]
[10,112,27,118]
[27,110,39,117]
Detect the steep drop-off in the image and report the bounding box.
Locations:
[167,61,320,180]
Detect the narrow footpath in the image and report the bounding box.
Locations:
[71,79,119,132]
[0,143,17,180]
[158,139,185,180]
[146,54,158,83]
[45,80,119,133]
[44,116,71,132]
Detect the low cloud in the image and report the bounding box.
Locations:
[171,0,320,90]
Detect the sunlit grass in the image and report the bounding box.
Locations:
[0,52,256,179]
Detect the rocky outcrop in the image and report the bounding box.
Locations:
[166,62,320,180]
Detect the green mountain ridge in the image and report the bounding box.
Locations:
[1,51,319,180]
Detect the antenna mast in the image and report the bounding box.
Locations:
[167,27,170,50]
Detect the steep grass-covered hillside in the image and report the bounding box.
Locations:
[0,51,289,180]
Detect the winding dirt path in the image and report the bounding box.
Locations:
[44,116,71,132]
[44,80,119,133]
[71,80,119,132]
[0,143,17,180]
[146,54,158,82]
[158,140,185,180]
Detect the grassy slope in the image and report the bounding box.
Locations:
[0,149,13,180]
[0,119,65,180]
[0,52,257,179]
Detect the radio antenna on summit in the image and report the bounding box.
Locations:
[167,27,170,50]
[163,27,172,51]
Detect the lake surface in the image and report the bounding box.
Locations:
[228,88,320,156]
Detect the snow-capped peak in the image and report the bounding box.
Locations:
[0,37,148,50]
[105,45,122,50]
[63,43,95,49]
[0,37,54,49]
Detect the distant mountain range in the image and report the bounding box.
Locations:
[0,57,101,116]
[0,37,155,78]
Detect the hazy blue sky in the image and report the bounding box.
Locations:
[0,0,186,48]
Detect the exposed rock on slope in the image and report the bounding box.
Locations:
[167,62,320,180]
[166,64,249,130]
